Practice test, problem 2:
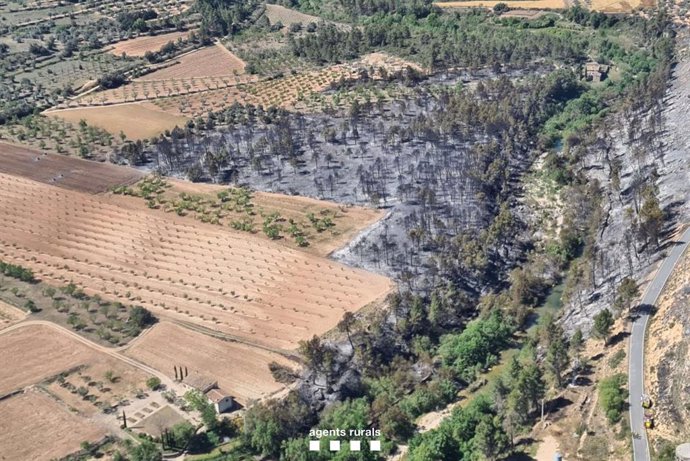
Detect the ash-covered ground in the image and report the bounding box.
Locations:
[137,77,537,291]
[560,39,690,334]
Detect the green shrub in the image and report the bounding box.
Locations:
[598,373,627,423]
[147,377,162,391]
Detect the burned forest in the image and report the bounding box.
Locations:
[138,71,581,294]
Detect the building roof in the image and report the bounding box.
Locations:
[183,373,217,393]
[585,62,610,73]
[206,388,231,403]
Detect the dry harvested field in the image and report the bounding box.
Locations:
[0,300,25,329]
[0,142,143,193]
[265,4,322,25]
[108,31,190,57]
[161,178,385,256]
[434,0,567,9]
[138,43,246,80]
[46,102,190,140]
[0,390,107,461]
[126,322,296,405]
[0,173,393,351]
[0,324,97,395]
[588,0,645,11]
[358,52,425,74]
[58,46,255,112]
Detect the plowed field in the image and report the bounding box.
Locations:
[0,142,143,193]
[126,322,295,405]
[0,173,393,351]
[45,102,190,140]
[0,390,107,461]
[138,43,246,80]
[0,324,98,395]
[108,31,190,57]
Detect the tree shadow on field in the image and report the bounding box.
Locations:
[506,438,538,461]
[590,352,605,362]
[546,396,574,416]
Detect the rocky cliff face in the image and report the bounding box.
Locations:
[560,34,690,335]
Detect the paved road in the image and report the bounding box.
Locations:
[629,226,690,461]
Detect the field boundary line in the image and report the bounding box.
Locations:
[171,319,301,362]
[0,320,167,381]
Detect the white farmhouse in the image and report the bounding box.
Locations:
[182,372,235,413]
[206,388,235,413]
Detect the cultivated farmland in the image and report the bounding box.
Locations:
[46,103,190,140]
[434,0,568,9]
[125,178,385,256]
[138,43,247,80]
[70,74,257,107]
[153,61,366,117]
[0,142,143,194]
[0,324,98,395]
[0,390,107,461]
[126,321,297,405]
[0,300,25,329]
[108,31,191,57]
[264,4,322,26]
[163,52,421,116]
[0,173,393,351]
[54,50,420,134]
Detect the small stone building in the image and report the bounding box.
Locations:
[584,62,610,82]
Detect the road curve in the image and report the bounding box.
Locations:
[629,226,690,461]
